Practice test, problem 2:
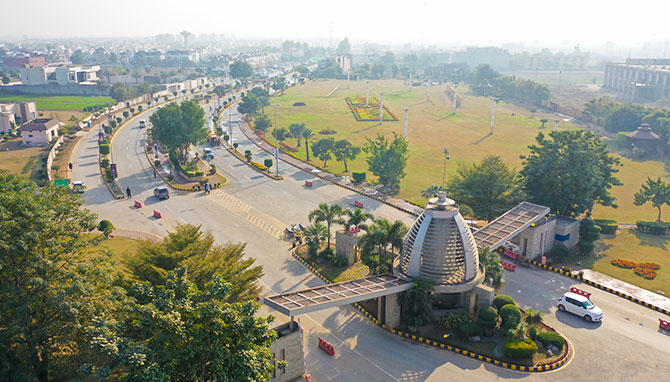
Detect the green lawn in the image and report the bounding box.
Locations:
[91,235,140,275]
[295,244,369,282]
[0,95,115,111]
[0,139,49,183]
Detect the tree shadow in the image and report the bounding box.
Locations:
[436,112,457,121]
[632,229,669,250]
[472,133,493,145]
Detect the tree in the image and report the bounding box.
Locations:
[469,64,500,86]
[401,279,434,327]
[238,94,260,116]
[308,203,344,249]
[2,75,10,84]
[150,101,207,163]
[124,224,263,302]
[110,82,129,102]
[288,123,306,146]
[272,76,287,95]
[336,37,351,54]
[479,247,505,290]
[253,112,272,132]
[359,218,407,274]
[372,63,386,78]
[230,60,253,79]
[83,269,278,382]
[363,132,409,192]
[634,177,670,221]
[539,118,548,128]
[520,131,622,217]
[311,138,335,167]
[578,217,600,255]
[0,172,117,382]
[70,49,85,64]
[447,155,524,221]
[421,185,447,199]
[302,128,315,161]
[271,127,288,143]
[303,223,328,257]
[604,103,645,133]
[343,208,373,233]
[333,139,361,172]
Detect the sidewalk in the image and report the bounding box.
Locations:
[237,116,423,216]
[581,269,670,311]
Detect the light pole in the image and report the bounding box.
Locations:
[357,75,360,97]
[379,92,384,124]
[272,104,280,175]
[409,72,412,92]
[401,107,409,141]
[228,108,233,145]
[366,80,370,104]
[442,148,450,188]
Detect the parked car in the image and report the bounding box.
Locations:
[557,292,603,322]
[203,148,214,160]
[139,120,146,128]
[154,187,170,200]
[72,181,85,193]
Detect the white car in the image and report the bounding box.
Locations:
[557,292,603,322]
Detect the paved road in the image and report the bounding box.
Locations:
[70,97,670,381]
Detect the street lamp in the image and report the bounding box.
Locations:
[272,104,280,175]
[442,148,450,188]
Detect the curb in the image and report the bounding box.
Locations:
[527,259,670,316]
[289,245,570,373]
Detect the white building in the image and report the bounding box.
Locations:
[19,118,60,146]
[0,102,38,133]
[19,65,100,85]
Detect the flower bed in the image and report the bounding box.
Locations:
[611,259,636,269]
[637,262,661,270]
[634,266,657,280]
[250,161,267,171]
[345,97,398,122]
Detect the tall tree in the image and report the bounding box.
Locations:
[0,172,117,382]
[363,132,409,192]
[253,112,272,132]
[272,76,287,95]
[124,224,263,303]
[401,279,434,327]
[302,223,328,257]
[343,208,373,233]
[301,128,315,161]
[479,247,504,290]
[308,203,344,249]
[84,269,278,382]
[333,139,361,172]
[229,60,253,80]
[311,138,335,167]
[520,130,622,217]
[271,127,289,145]
[288,123,306,146]
[149,101,207,163]
[358,218,407,274]
[634,177,670,221]
[238,94,260,116]
[447,155,525,221]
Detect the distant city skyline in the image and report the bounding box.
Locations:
[3,0,670,48]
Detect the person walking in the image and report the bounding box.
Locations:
[126,187,131,199]
[153,169,157,178]
[68,162,73,170]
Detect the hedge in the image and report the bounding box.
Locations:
[99,143,110,155]
[493,294,516,310]
[537,331,565,350]
[594,219,618,234]
[352,172,366,183]
[499,304,522,330]
[504,339,538,359]
[551,244,570,259]
[636,221,670,235]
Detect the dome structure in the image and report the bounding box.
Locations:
[394,192,484,293]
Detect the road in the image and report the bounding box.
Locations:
[70,94,670,381]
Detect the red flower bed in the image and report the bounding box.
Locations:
[634,266,657,280]
[610,259,636,269]
[637,262,661,270]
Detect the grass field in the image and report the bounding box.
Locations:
[0,95,115,111]
[271,80,670,223]
[0,138,49,183]
[92,236,140,275]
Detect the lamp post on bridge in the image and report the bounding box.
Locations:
[442,148,450,188]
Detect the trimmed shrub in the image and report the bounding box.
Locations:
[116,117,122,124]
[529,326,539,340]
[101,158,110,168]
[233,142,239,149]
[99,143,110,155]
[352,171,366,183]
[636,221,670,235]
[477,306,499,329]
[244,150,252,161]
[525,309,543,324]
[551,244,569,259]
[537,331,565,350]
[438,312,469,330]
[504,339,538,359]
[97,219,115,237]
[123,111,129,118]
[264,158,273,169]
[457,321,482,339]
[209,164,216,175]
[499,304,522,330]
[594,219,618,234]
[493,294,516,310]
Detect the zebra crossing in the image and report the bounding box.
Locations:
[210,189,286,239]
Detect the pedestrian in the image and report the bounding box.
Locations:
[153,169,157,178]
[126,187,131,199]
[68,162,73,170]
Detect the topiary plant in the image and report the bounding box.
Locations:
[493,294,516,310]
[504,338,538,359]
[537,331,565,350]
[477,306,499,329]
[97,219,115,238]
[499,304,522,330]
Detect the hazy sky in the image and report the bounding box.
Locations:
[4,0,670,46]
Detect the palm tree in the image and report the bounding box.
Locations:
[421,185,446,199]
[301,128,315,161]
[359,218,408,274]
[302,223,328,257]
[271,127,288,144]
[343,208,373,262]
[401,278,434,328]
[308,203,344,250]
[288,123,306,146]
[479,247,504,291]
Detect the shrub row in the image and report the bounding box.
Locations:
[536,331,565,350]
[593,219,618,234]
[636,221,670,236]
[504,338,538,359]
[250,161,268,171]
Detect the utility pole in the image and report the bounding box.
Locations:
[427,82,431,101]
[228,109,233,144]
[357,75,360,97]
[273,104,280,175]
[554,117,559,131]
[442,148,450,188]
[347,72,350,89]
[409,72,412,92]
[401,107,409,141]
[366,80,369,104]
[490,98,498,134]
[379,92,384,124]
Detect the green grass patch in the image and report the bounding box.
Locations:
[0,139,48,183]
[295,244,369,282]
[89,235,140,275]
[0,95,115,110]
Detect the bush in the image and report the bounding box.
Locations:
[594,219,618,234]
[637,262,661,270]
[438,312,469,330]
[525,309,543,324]
[352,171,366,183]
[504,339,538,359]
[51,164,60,171]
[122,111,129,118]
[233,142,239,149]
[319,247,334,258]
[209,164,216,175]
[529,326,539,341]
[319,128,337,135]
[244,150,252,161]
[551,244,569,259]
[264,158,273,168]
[97,219,115,237]
[99,143,110,155]
[328,252,348,267]
[636,221,670,235]
[537,331,565,350]
[499,304,522,330]
[477,306,499,329]
[101,158,110,168]
[616,131,629,150]
[457,321,482,339]
[578,240,595,255]
[493,294,516,310]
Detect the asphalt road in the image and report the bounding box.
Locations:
[70,96,670,381]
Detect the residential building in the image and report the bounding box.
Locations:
[19,118,60,146]
[334,55,352,74]
[603,58,670,102]
[18,65,100,85]
[3,56,47,68]
[0,101,37,133]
